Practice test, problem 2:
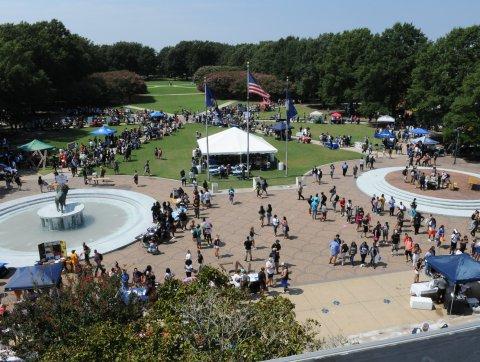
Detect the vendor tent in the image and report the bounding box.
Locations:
[90,125,116,136]
[410,136,439,145]
[197,127,277,156]
[150,111,164,118]
[374,130,395,139]
[331,112,342,118]
[426,254,480,284]
[310,111,323,117]
[4,263,63,291]
[376,115,395,123]
[17,139,55,169]
[410,127,430,135]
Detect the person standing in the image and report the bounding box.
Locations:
[193,195,200,219]
[266,204,273,225]
[360,241,369,267]
[349,241,358,266]
[38,176,45,193]
[404,233,414,262]
[121,269,129,289]
[133,171,139,187]
[272,214,280,236]
[318,168,323,184]
[340,197,346,217]
[391,229,400,256]
[280,264,290,293]
[353,164,358,179]
[341,162,348,177]
[281,217,289,239]
[197,250,204,271]
[388,196,396,216]
[329,237,340,265]
[329,163,335,179]
[228,188,235,204]
[266,258,275,287]
[244,236,253,261]
[180,169,187,186]
[213,234,221,259]
[259,206,266,227]
[258,267,267,293]
[82,242,91,266]
[369,242,380,269]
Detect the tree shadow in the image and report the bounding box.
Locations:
[131,94,156,104]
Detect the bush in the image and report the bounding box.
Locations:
[193,65,241,85]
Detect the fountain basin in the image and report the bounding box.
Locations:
[0,188,156,267]
[37,202,85,230]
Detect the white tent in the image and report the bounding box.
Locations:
[309,111,324,117]
[410,136,439,145]
[376,115,395,123]
[197,127,278,156]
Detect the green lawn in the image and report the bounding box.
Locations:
[28,123,361,189]
[129,80,230,114]
[257,104,316,120]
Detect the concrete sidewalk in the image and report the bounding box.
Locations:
[286,270,480,343]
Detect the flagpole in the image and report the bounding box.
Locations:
[285,76,289,177]
[246,61,250,179]
[204,77,210,181]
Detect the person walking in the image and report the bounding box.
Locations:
[193,195,200,219]
[197,250,204,271]
[258,267,267,293]
[329,236,340,265]
[341,162,348,177]
[93,249,105,277]
[38,176,45,193]
[329,185,337,201]
[266,258,275,287]
[369,242,380,269]
[259,205,266,227]
[133,170,139,187]
[329,163,335,179]
[404,233,414,262]
[244,236,253,261]
[266,204,273,225]
[213,234,221,259]
[298,183,305,200]
[228,187,235,204]
[353,164,358,179]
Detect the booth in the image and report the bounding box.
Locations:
[374,130,395,139]
[410,127,430,136]
[4,263,63,292]
[38,240,67,263]
[90,125,116,136]
[376,115,395,124]
[426,254,480,314]
[18,139,55,169]
[309,111,324,123]
[410,136,439,147]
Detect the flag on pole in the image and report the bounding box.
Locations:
[285,93,297,124]
[205,83,216,107]
[248,72,270,99]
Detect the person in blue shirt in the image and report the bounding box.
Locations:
[329,235,341,265]
[121,269,129,290]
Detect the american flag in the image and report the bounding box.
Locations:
[248,72,270,99]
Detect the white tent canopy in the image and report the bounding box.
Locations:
[197,127,278,156]
[376,115,395,123]
[309,111,324,117]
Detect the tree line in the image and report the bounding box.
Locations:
[1,19,480,144]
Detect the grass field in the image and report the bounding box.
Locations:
[257,104,317,120]
[129,80,230,114]
[25,123,362,188]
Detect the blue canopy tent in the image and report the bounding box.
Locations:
[426,254,480,284]
[90,125,116,136]
[410,136,439,145]
[4,263,63,291]
[410,127,430,136]
[374,130,395,139]
[150,111,165,118]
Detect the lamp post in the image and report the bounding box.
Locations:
[453,128,460,165]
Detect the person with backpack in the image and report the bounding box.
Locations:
[228,188,235,204]
[93,249,105,277]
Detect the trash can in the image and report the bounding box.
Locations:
[278,162,284,171]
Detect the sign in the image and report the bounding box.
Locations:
[38,240,67,262]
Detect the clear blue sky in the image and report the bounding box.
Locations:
[0,0,479,50]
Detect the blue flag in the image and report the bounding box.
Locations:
[285,93,297,124]
[205,83,216,108]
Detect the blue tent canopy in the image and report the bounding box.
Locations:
[410,127,430,135]
[374,130,395,139]
[150,111,164,118]
[90,125,116,136]
[410,136,439,145]
[4,263,63,291]
[270,122,293,132]
[426,254,480,284]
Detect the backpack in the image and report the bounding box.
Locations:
[98,253,103,261]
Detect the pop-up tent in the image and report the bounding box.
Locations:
[410,136,439,145]
[376,115,395,123]
[4,263,63,291]
[197,127,277,156]
[374,130,395,139]
[410,127,430,135]
[90,125,116,136]
[426,254,480,284]
[18,139,55,169]
[150,111,165,118]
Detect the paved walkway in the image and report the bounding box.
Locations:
[287,270,480,343]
